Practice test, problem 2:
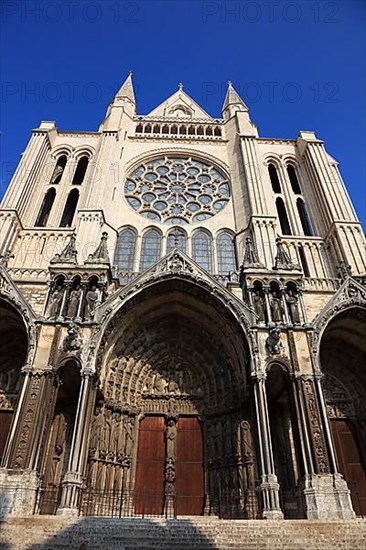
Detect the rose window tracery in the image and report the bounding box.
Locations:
[124,156,231,224]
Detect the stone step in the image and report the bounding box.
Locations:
[1,517,366,550]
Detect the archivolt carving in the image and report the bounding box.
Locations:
[323,373,356,419]
[310,278,366,369]
[90,253,253,379]
[0,266,37,370]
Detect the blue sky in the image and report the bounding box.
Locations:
[1,0,365,227]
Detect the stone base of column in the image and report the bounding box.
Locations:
[56,472,83,515]
[301,473,356,520]
[0,468,40,517]
[260,474,284,519]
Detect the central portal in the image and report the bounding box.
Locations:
[85,281,258,518]
[134,415,204,516]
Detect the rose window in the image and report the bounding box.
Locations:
[124,156,231,224]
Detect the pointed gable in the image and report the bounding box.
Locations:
[147,86,213,120]
[95,248,254,325]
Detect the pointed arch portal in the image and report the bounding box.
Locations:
[85,278,258,517]
[320,307,366,516]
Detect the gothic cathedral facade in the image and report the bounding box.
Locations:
[0,75,365,521]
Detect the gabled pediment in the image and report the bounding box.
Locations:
[147,88,213,120]
[313,276,366,327]
[95,249,254,325]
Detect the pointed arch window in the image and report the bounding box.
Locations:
[217,231,237,273]
[60,189,79,227]
[192,230,212,273]
[35,188,56,227]
[268,163,281,193]
[276,197,292,235]
[50,155,67,184]
[287,165,302,194]
[139,229,161,271]
[72,156,89,185]
[297,198,314,236]
[114,228,136,271]
[167,228,187,254]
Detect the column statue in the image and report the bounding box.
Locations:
[285,289,301,324]
[67,285,82,318]
[269,290,283,322]
[48,285,64,319]
[253,290,265,322]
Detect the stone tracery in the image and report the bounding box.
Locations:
[124,156,231,224]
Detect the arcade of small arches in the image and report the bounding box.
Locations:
[0,283,366,519]
[135,121,223,139]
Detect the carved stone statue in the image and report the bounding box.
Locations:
[253,290,265,322]
[167,375,179,395]
[90,406,104,450]
[165,457,176,484]
[285,289,301,324]
[63,322,82,351]
[67,285,82,318]
[101,408,112,453]
[85,286,99,319]
[110,412,121,456]
[266,326,283,355]
[124,417,135,457]
[166,419,177,460]
[49,285,64,319]
[269,291,283,323]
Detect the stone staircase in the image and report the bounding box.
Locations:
[1,516,366,550]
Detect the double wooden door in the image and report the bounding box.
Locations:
[331,419,366,516]
[134,415,204,515]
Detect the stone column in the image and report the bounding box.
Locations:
[263,287,272,323]
[252,373,283,519]
[299,374,355,519]
[0,369,58,516]
[291,373,315,477]
[5,369,58,471]
[58,369,96,514]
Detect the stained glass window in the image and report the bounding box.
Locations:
[192,231,212,273]
[114,228,136,271]
[217,232,237,273]
[139,229,161,271]
[124,156,230,224]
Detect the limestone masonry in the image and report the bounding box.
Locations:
[0,74,365,532]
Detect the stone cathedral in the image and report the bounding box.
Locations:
[0,74,365,523]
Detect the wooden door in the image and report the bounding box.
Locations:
[176,416,204,515]
[134,416,165,515]
[331,419,366,516]
[0,411,13,461]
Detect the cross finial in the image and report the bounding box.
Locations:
[228,80,232,87]
[128,70,133,76]
[178,82,184,91]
